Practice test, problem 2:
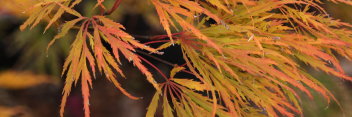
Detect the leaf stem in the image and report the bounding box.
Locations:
[169,84,182,99]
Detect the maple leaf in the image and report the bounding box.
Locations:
[57,16,162,117]
[150,0,224,53]
[20,0,82,32]
[0,70,59,89]
[147,66,230,117]
[145,1,352,116]
[16,0,352,117]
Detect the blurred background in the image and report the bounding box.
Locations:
[0,0,351,117]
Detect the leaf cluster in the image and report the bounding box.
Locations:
[17,0,352,117]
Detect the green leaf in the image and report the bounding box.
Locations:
[146,91,161,117]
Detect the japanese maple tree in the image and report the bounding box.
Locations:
[16,0,352,117]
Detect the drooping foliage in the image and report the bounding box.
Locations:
[15,0,352,117]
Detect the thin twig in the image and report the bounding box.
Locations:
[136,50,177,67]
[138,55,169,80]
[105,0,122,15]
[136,50,194,76]
[99,6,105,15]
[133,35,153,40]
[143,40,170,45]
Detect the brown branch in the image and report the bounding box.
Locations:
[136,50,177,67]
[105,0,122,15]
[99,6,105,15]
[136,50,195,76]
[132,32,185,40]
[138,55,169,81]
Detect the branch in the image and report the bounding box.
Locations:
[136,50,177,67]
[132,32,185,40]
[136,50,194,76]
[105,0,122,15]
